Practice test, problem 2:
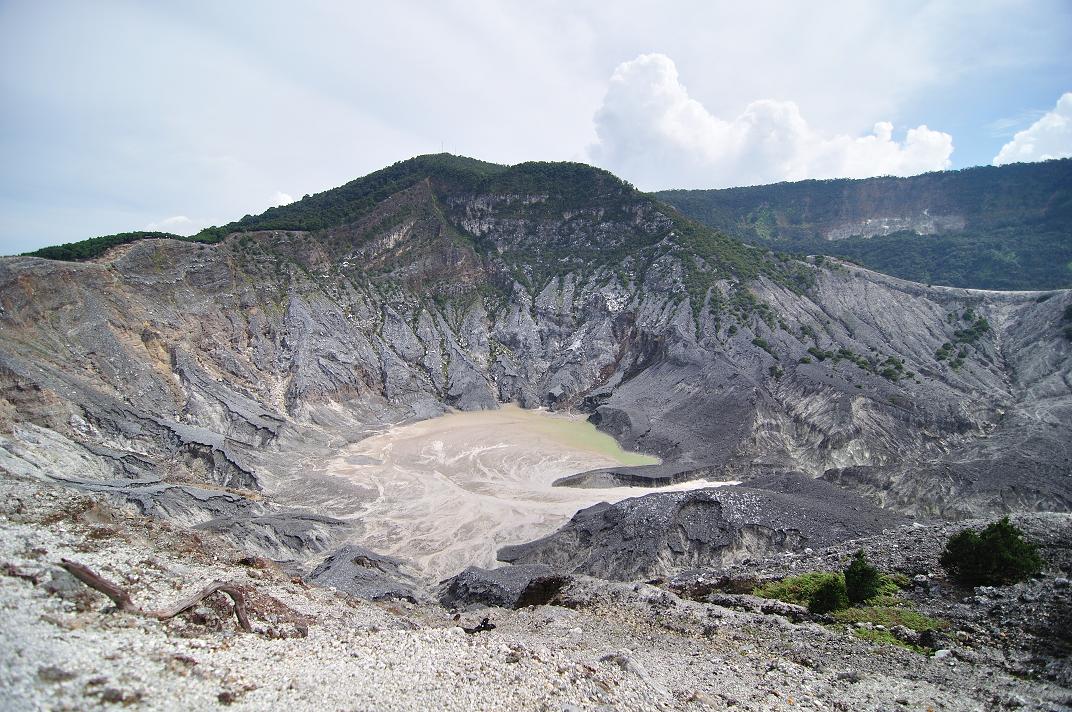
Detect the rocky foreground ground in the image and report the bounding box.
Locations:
[2,471,1070,711]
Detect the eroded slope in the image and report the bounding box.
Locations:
[0,158,1068,574]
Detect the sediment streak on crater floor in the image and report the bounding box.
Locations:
[319,404,728,578]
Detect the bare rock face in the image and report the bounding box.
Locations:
[822,212,966,241]
[195,512,348,561]
[308,544,422,603]
[499,474,908,580]
[0,157,1069,582]
[437,564,569,610]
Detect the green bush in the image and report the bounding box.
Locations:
[756,567,916,617]
[939,517,1043,586]
[844,550,881,604]
[808,576,849,613]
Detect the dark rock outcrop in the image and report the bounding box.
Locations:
[499,473,908,580]
[438,564,570,610]
[308,544,422,602]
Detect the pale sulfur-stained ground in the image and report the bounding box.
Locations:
[320,404,731,578]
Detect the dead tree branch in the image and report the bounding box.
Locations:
[59,559,136,611]
[59,559,253,632]
[147,581,253,632]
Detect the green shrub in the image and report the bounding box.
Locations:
[844,550,881,604]
[808,577,849,613]
[754,567,910,614]
[939,517,1043,586]
[807,346,831,361]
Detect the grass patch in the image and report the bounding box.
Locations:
[831,606,947,632]
[756,565,944,654]
[877,572,909,596]
[753,572,843,607]
[754,571,907,607]
[833,594,948,655]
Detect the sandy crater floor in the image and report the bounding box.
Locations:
[322,405,730,578]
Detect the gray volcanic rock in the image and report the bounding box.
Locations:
[6,473,1071,711]
[553,462,708,488]
[0,156,1069,580]
[498,473,908,580]
[195,512,347,560]
[308,544,422,602]
[438,564,570,610]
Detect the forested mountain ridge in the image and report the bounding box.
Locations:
[657,158,1072,290]
[28,156,1071,291]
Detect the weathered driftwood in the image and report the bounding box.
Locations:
[60,559,253,632]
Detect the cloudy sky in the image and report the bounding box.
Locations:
[1,1,1070,254]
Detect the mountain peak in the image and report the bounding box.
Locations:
[200,155,634,239]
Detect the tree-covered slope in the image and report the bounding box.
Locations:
[24,231,190,261]
[22,154,812,301]
[657,159,1072,291]
[24,155,1072,291]
[25,155,644,256]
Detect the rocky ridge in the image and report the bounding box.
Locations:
[0,158,1067,575]
[1,155,1071,708]
[498,473,909,580]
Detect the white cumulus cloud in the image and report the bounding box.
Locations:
[270,191,294,207]
[993,92,1072,165]
[145,215,201,235]
[588,53,954,189]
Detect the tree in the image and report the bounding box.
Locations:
[808,576,848,614]
[939,517,1043,587]
[844,550,881,604]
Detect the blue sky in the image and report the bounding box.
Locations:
[1,0,1070,254]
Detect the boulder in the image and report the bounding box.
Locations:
[309,544,422,603]
[438,564,570,610]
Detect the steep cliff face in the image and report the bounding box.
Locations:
[0,156,1069,567]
